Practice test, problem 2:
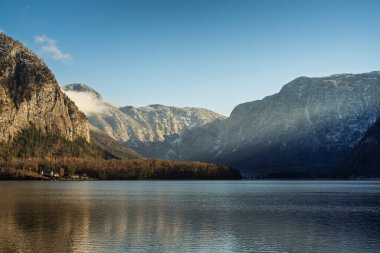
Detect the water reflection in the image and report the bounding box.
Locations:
[0,181,379,252]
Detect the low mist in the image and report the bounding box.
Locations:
[63,90,107,115]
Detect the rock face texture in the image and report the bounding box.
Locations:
[0,34,90,143]
[156,72,380,176]
[62,83,226,147]
[119,104,226,143]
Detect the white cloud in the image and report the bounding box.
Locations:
[63,90,107,115]
[0,27,4,33]
[34,35,72,63]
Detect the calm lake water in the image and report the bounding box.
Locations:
[0,181,379,253]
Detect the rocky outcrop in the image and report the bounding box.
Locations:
[0,34,90,143]
[62,83,226,145]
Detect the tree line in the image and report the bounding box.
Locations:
[0,157,241,180]
[0,127,241,180]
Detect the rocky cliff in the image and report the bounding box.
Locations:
[0,34,90,143]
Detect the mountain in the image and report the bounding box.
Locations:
[63,83,101,98]
[0,34,90,143]
[339,117,380,177]
[145,72,380,176]
[62,83,226,149]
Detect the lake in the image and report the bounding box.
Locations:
[0,181,379,253]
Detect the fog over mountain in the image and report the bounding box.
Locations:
[63,90,107,115]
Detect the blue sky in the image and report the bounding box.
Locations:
[1,0,380,115]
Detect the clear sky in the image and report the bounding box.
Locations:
[1,0,380,115]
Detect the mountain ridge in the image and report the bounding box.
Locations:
[62,83,226,144]
[188,71,380,175]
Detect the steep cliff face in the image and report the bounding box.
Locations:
[62,83,226,145]
[0,34,90,143]
[168,72,380,175]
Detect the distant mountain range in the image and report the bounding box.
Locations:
[2,32,378,179]
[62,73,380,177]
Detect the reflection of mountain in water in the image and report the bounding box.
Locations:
[0,181,379,252]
